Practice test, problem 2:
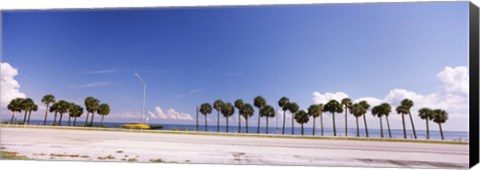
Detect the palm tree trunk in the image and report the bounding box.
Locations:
[59,113,63,126]
[53,112,58,126]
[426,119,430,140]
[301,123,304,135]
[282,111,286,134]
[23,111,28,123]
[196,107,199,131]
[43,104,50,125]
[312,117,316,136]
[320,114,324,136]
[257,111,261,134]
[74,117,77,126]
[291,113,295,135]
[68,116,71,126]
[439,123,444,140]
[408,113,417,139]
[205,115,208,132]
[90,112,95,126]
[363,114,369,137]
[356,117,359,137]
[401,114,406,139]
[266,117,269,134]
[27,111,32,124]
[9,112,15,124]
[217,110,220,132]
[84,112,90,126]
[379,117,384,138]
[245,117,249,133]
[226,116,229,133]
[101,115,105,127]
[386,116,392,138]
[13,113,18,124]
[345,108,348,136]
[332,112,336,136]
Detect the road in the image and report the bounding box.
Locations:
[0,127,469,168]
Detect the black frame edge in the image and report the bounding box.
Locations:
[470,1,480,169]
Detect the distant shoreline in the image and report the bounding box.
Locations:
[1,119,469,133]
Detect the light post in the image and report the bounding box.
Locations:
[134,73,146,124]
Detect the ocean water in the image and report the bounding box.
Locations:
[9,120,469,142]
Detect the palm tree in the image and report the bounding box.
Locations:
[418,107,434,140]
[359,100,370,137]
[221,102,235,132]
[380,103,393,138]
[294,110,309,135]
[253,96,266,134]
[288,102,299,135]
[21,98,35,123]
[318,104,324,136]
[26,104,38,125]
[240,103,254,133]
[97,103,111,127]
[323,100,343,136]
[307,104,322,136]
[278,97,290,135]
[56,100,70,126]
[20,98,37,125]
[350,103,365,137]
[50,102,59,125]
[213,99,224,132]
[41,94,56,125]
[71,105,84,126]
[199,103,213,132]
[432,109,448,140]
[260,105,275,134]
[67,103,75,126]
[371,105,384,138]
[234,99,244,133]
[396,105,408,139]
[401,99,417,139]
[84,97,100,127]
[341,98,352,136]
[8,98,24,124]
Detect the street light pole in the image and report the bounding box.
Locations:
[134,73,146,124]
[275,76,279,134]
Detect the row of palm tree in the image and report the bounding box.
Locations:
[197,96,449,140]
[7,95,111,127]
[7,98,38,125]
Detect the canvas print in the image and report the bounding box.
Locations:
[0,1,473,169]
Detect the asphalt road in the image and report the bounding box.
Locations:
[0,127,469,168]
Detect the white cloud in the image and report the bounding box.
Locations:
[437,66,468,96]
[311,66,469,132]
[1,62,26,107]
[118,112,141,119]
[148,106,167,119]
[353,97,383,107]
[312,91,349,104]
[148,106,193,121]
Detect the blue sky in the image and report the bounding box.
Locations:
[1,2,470,131]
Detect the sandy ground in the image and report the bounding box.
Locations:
[0,127,469,168]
